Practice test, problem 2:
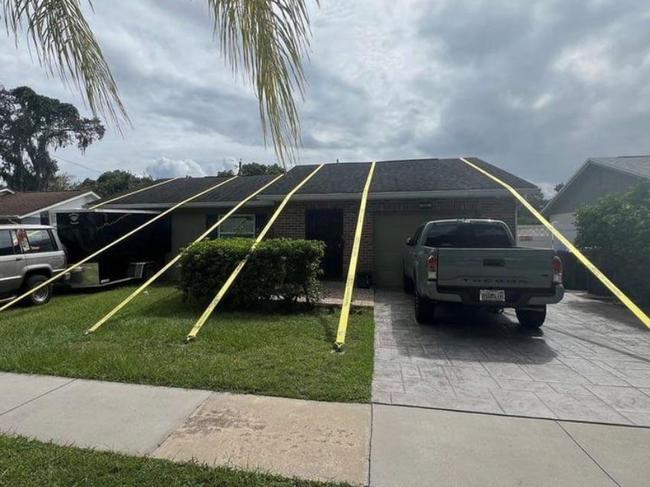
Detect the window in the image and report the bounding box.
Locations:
[472,224,512,248]
[0,231,14,256]
[424,223,512,248]
[210,214,256,238]
[22,229,56,253]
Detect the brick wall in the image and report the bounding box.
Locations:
[271,196,517,277]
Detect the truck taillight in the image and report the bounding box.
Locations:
[427,251,438,280]
[552,256,563,284]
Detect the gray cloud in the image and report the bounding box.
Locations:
[2,0,650,189]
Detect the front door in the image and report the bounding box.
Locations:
[305,209,343,279]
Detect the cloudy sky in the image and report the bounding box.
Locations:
[2,0,650,195]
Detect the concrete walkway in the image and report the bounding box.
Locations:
[2,371,650,486]
[0,372,370,485]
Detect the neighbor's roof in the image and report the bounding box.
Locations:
[0,190,98,218]
[588,156,650,179]
[97,157,536,207]
[543,156,650,215]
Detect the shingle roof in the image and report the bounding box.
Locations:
[264,158,535,195]
[589,156,650,179]
[99,157,535,207]
[0,190,93,217]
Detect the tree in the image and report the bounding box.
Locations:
[239,162,285,176]
[2,1,314,165]
[0,86,105,191]
[575,181,650,308]
[75,170,153,198]
[554,182,564,193]
[517,186,548,225]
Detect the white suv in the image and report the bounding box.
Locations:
[0,225,67,305]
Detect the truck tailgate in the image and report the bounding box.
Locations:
[437,248,555,289]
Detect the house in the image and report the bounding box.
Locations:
[98,157,536,287]
[543,156,650,246]
[0,189,99,226]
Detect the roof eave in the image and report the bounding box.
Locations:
[18,191,100,218]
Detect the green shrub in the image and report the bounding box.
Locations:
[178,238,325,308]
[575,181,650,308]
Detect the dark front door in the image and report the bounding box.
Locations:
[306,209,343,279]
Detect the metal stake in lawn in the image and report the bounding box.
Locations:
[334,161,376,351]
[458,156,650,330]
[89,177,181,210]
[86,173,286,334]
[185,164,325,342]
[0,176,238,313]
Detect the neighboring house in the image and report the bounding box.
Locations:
[543,156,650,247]
[0,190,100,226]
[98,158,536,288]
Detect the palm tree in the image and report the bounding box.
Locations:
[2,0,314,164]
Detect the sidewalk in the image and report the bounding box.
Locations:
[1,371,650,486]
[0,372,370,485]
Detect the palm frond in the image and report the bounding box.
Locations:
[2,0,128,126]
[207,0,315,165]
[2,0,314,164]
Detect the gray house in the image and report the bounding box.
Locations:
[99,157,536,287]
[543,156,650,246]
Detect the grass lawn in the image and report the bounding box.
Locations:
[0,435,348,486]
[0,285,373,402]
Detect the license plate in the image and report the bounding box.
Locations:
[479,289,505,302]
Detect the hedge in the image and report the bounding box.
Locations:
[178,238,325,308]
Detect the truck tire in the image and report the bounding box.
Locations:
[23,275,52,306]
[516,306,546,328]
[403,272,414,294]
[415,291,435,324]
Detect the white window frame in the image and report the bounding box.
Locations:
[217,213,256,238]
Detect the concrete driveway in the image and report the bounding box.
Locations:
[373,290,650,426]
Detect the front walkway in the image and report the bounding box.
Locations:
[373,290,650,426]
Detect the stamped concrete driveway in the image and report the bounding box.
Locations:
[373,290,650,426]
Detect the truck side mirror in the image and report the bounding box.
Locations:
[406,237,414,246]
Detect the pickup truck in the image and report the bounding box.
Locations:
[402,219,564,328]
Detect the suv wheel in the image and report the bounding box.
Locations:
[415,291,435,324]
[24,275,52,306]
[516,306,546,328]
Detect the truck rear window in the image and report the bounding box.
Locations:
[424,223,512,248]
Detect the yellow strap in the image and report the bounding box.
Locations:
[335,161,376,349]
[186,164,325,341]
[89,177,181,209]
[459,156,650,330]
[0,176,238,313]
[86,174,285,334]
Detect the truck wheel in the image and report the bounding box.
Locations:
[415,291,435,324]
[403,273,414,294]
[516,306,546,328]
[24,275,52,306]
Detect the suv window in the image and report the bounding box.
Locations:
[424,223,512,248]
[19,229,57,253]
[0,230,14,256]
